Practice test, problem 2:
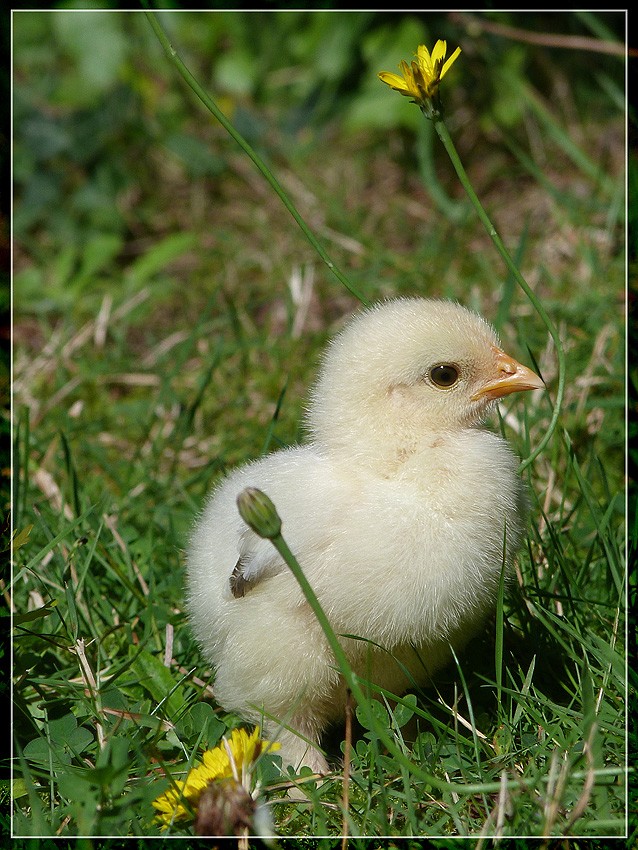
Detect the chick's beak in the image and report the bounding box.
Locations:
[471,345,544,402]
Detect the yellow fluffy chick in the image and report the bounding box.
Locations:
[186,297,544,774]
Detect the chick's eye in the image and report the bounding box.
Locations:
[429,364,459,388]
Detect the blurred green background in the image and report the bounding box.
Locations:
[13,10,625,300]
[13,9,626,467]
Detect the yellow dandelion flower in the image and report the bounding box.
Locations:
[152,727,280,831]
[378,40,461,108]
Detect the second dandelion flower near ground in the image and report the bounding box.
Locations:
[152,726,280,835]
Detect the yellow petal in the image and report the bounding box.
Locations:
[185,764,223,795]
[202,746,232,777]
[152,788,183,814]
[229,727,256,767]
[416,44,432,65]
[432,40,448,64]
[441,45,462,78]
[378,71,412,93]
[152,780,191,825]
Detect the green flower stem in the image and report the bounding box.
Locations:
[431,113,565,472]
[416,118,467,223]
[144,10,368,306]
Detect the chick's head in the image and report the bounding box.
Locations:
[306,298,543,459]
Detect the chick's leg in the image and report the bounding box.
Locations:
[267,713,330,775]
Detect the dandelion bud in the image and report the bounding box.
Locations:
[236,487,282,539]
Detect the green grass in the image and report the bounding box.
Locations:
[10,9,627,842]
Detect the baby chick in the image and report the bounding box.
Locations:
[186,297,543,774]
